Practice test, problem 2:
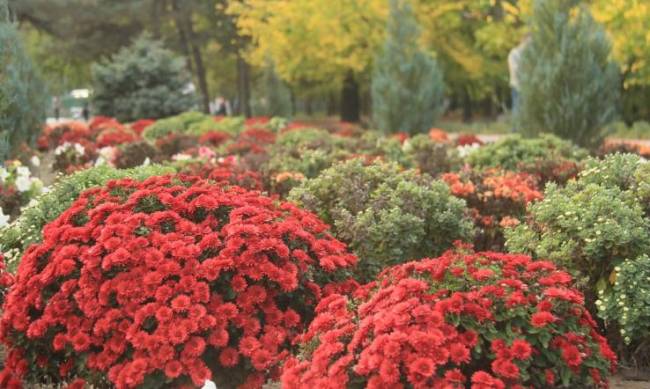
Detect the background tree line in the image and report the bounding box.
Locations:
[6,0,650,125]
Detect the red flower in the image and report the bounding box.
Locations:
[164,360,183,378]
[409,357,435,377]
[531,311,557,328]
[510,339,532,360]
[449,343,470,364]
[562,345,583,367]
[219,347,240,367]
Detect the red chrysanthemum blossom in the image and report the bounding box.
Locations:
[282,248,616,388]
[0,175,356,388]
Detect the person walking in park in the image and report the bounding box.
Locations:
[508,35,530,116]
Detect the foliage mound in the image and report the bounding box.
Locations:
[505,154,650,357]
[92,34,195,122]
[466,134,587,184]
[0,175,356,388]
[282,247,617,388]
[289,159,473,281]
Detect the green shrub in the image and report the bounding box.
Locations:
[264,128,351,195]
[579,153,643,191]
[352,131,410,166]
[92,34,195,122]
[403,134,462,177]
[0,164,175,271]
[467,134,587,184]
[505,175,650,354]
[143,112,246,141]
[371,0,444,134]
[289,159,474,281]
[515,0,619,149]
[0,3,47,160]
[505,182,649,281]
[597,255,650,346]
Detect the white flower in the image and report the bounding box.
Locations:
[16,166,30,177]
[99,146,117,161]
[30,155,41,167]
[202,380,217,389]
[172,153,192,161]
[15,175,32,192]
[0,168,8,183]
[0,208,9,228]
[74,143,86,156]
[94,156,107,167]
[457,143,480,158]
[142,157,151,166]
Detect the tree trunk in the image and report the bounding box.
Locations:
[326,92,337,116]
[236,54,252,117]
[170,0,194,75]
[151,0,163,39]
[185,22,210,113]
[462,88,472,122]
[340,72,360,122]
[170,0,210,114]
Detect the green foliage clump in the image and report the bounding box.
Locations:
[467,134,587,184]
[505,157,650,352]
[92,34,195,122]
[403,134,462,177]
[597,255,650,346]
[371,0,444,135]
[515,0,619,149]
[143,111,245,141]
[0,164,175,271]
[289,159,474,281]
[0,2,47,160]
[264,128,351,195]
[505,182,648,281]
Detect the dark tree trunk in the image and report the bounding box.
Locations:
[340,72,360,122]
[326,92,337,116]
[170,0,194,75]
[462,88,472,122]
[151,0,163,39]
[170,0,210,114]
[236,54,252,117]
[185,22,210,113]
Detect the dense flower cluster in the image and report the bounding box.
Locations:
[0,161,43,224]
[283,247,616,388]
[442,169,542,250]
[0,175,356,388]
[176,156,264,191]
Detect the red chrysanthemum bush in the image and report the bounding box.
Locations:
[442,168,543,250]
[0,175,356,388]
[282,247,616,389]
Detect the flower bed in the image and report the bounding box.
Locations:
[0,175,356,388]
[283,247,617,388]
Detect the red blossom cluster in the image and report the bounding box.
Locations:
[198,131,231,147]
[282,247,616,389]
[225,128,277,155]
[0,176,356,388]
[442,169,543,250]
[130,119,156,135]
[178,157,264,191]
[456,134,484,146]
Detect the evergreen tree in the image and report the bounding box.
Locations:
[92,34,196,122]
[371,0,444,135]
[515,0,619,149]
[254,60,292,118]
[0,0,47,160]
